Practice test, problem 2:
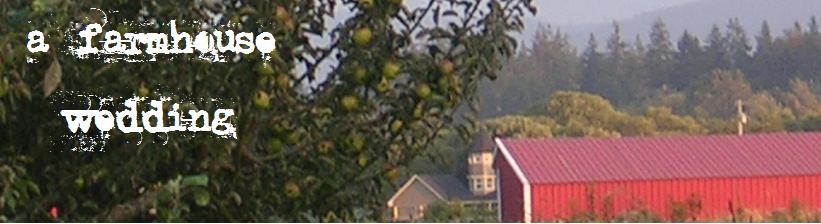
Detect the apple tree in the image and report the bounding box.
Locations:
[0,0,533,221]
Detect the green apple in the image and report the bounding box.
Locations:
[357,154,369,167]
[253,91,271,110]
[256,62,275,77]
[74,177,85,191]
[353,27,373,47]
[284,181,300,198]
[382,61,400,80]
[437,77,449,90]
[137,85,150,97]
[268,138,284,154]
[350,133,364,151]
[376,78,390,93]
[390,120,403,133]
[341,95,359,111]
[385,168,400,183]
[359,0,374,9]
[352,66,368,84]
[415,83,431,99]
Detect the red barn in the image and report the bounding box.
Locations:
[494,133,821,222]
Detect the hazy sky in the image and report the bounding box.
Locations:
[532,0,701,25]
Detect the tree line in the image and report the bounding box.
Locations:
[481,17,821,137]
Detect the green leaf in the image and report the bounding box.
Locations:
[192,188,210,207]
[43,58,61,97]
[181,174,208,187]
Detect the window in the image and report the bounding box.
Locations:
[486,178,494,190]
[474,180,482,190]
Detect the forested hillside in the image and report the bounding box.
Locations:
[481,17,821,137]
[556,0,821,48]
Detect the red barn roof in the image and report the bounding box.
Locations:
[497,132,821,184]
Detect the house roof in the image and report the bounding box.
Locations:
[497,132,821,185]
[387,174,495,206]
[417,174,475,200]
[470,129,495,153]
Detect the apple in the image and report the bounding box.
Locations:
[268,138,283,154]
[359,0,374,9]
[357,154,369,167]
[256,62,275,77]
[390,120,403,133]
[253,91,271,110]
[74,177,85,191]
[415,83,431,99]
[341,95,359,111]
[353,27,373,47]
[439,60,454,75]
[437,77,449,90]
[382,61,400,80]
[284,181,301,198]
[413,104,423,119]
[350,133,364,151]
[385,168,400,183]
[137,85,150,97]
[352,66,368,84]
[376,78,390,93]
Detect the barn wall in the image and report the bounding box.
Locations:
[496,154,525,222]
[530,175,821,222]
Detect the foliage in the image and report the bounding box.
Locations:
[644,107,706,135]
[480,17,821,136]
[484,116,554,138]
[423,202,497,223]
[0,0,534,221]
[485,91,713,138]
[692,69,753,119]
[479,25,582,117]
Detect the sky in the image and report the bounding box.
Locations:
[531,0,701,25]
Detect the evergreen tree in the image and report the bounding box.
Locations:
[581,34,606,95]
[607,21,629,60]
[706,25,730,70]
[648,19,675,61]
[647,18,675,87]
[671,31,707,90]
[755,21,774,54]
[725,18,752,70]
[750,21,779,88]
[603,22,632,105]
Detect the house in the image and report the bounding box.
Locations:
[386,131,497,222]
[495,132,821,222]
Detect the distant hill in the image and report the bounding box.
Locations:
[521,0,821,49]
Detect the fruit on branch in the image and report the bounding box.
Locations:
[253,91,271,110]
[256,62,275,77]
[382,61,400,80]
[415,83,431,100]
[439,60,454,75]
[353,27,373,47]
[341,95,360,111]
